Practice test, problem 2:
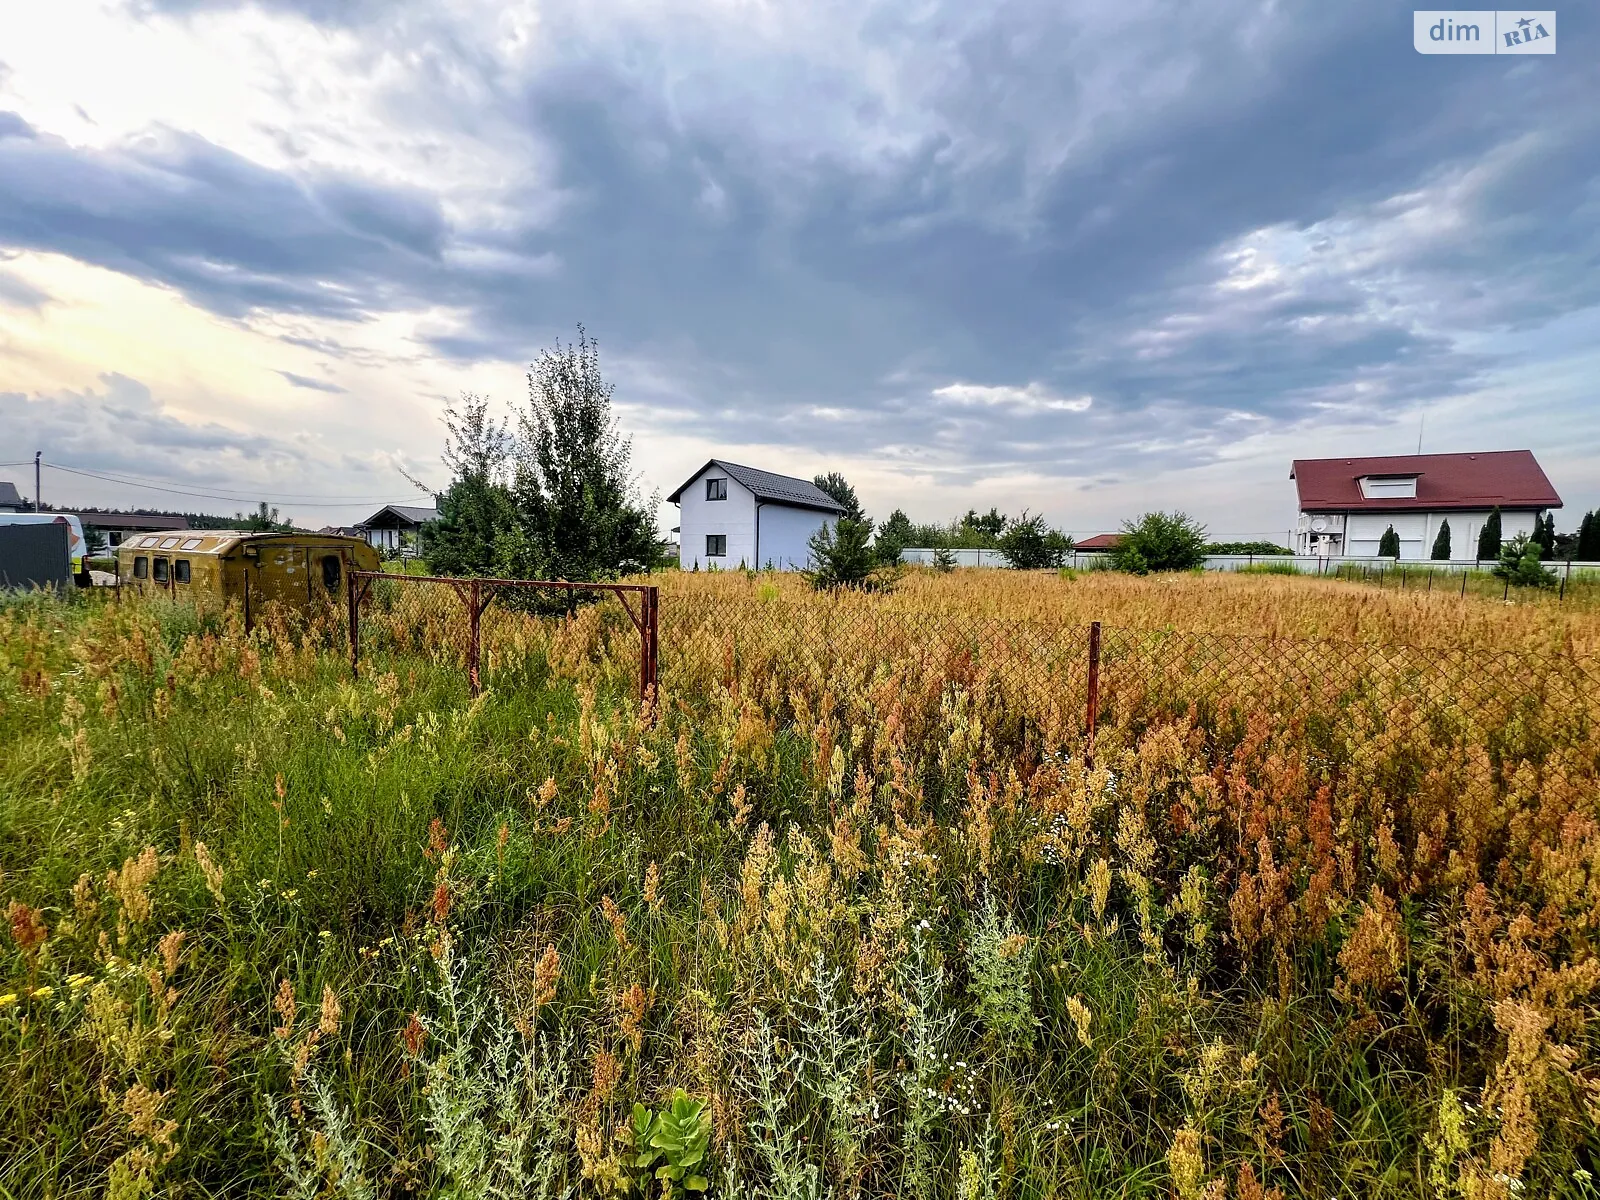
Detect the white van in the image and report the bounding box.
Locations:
[0,513,89,581]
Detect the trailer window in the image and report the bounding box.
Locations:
[133,556,148,579]
[174,560,191,584]
[181,537,203,550]
[152,557,169,583]
[321,555,342,591]
[159,537,181,549]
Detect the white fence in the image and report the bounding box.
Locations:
[899,548,1600,577]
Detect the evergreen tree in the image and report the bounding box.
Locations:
[1578,510,1600,562]
[1492,533,1556,589]
[1429,519,1451,560]
[425,392,517,577]
[1378,524,1401,558]
[1476,507,1502,561]
[502,328,658,581]
[874,508,914,565]
[236,501,293,532]
[805,517,887,590]
[812,473,865,523]
[1537,512,1557,559]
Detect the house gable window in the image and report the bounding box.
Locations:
[706,477,728,501]
[1358,475,1419,500]
[706,534,727,557]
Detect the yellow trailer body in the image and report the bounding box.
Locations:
[115,530,380,611]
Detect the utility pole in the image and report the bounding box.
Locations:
[34,450,41,511]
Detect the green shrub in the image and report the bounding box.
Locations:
[805,518,892,591]
[1491,534,1556,588]
[1111,512,1206,573]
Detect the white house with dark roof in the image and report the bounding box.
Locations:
[0,482,24,512]
[1290,450,1561,560]
[668,460,845,571]
[357,504,439,553]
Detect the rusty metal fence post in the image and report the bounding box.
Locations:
[642,585,660,709]
[347,569,360,679]
[1085,620,1101,768]
[468,578,483,695]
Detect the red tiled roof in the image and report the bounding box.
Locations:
[1290,451,1561,512]
[1075,532,1122,551]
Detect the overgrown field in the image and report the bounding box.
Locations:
[2,570,1598,1200]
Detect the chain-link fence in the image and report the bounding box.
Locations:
[338,576,1599,762]
[349,572,658,698]
[659,594,1600,762]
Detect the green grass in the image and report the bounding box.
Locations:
[1,589,1596,1199]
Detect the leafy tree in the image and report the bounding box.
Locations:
[236,501,293,532]
[1111,511,1208,573]
[1377,525,1401,558]
[962,508,1009,542]
[424,392,517,577]
[1578,510,1600,561]
[501,328,658,581]
[875,507,914,565]
[1430,519,1451,561]
[812,472,865,523]
[1492,533,1556,589]
[1476,507,1502,561]
[997,511,1074,569]
[805,517,889,591]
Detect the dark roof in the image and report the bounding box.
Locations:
[68,511,189,532]
[360,504,439,528]
[1074,532,1122,551]
[0,482,22,508]
[667,460,846,513]
[1290,451,1561,512]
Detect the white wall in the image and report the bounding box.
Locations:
[756,503,834,570]
[678,467,757,569]
[676,465,835,570]
[1305,509,1541,561]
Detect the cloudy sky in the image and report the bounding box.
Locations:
[1,1,1596,539]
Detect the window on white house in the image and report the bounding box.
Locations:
[1358,475,1418,499]
[706,477,727,501]
[706,534,726,557]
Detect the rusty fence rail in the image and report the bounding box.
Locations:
[348,571,658,699]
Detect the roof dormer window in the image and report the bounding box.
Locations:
[1358,475,1418,499]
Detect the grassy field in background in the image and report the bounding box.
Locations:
[2,569,1598,1200]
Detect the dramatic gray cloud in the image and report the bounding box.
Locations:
[1,0,1597,523]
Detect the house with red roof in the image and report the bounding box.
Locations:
[1289,450,1560,560]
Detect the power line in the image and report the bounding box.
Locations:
[41,463,426,509]
[40,459,421,501]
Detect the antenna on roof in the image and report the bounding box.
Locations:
[1416,413,1424,455]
